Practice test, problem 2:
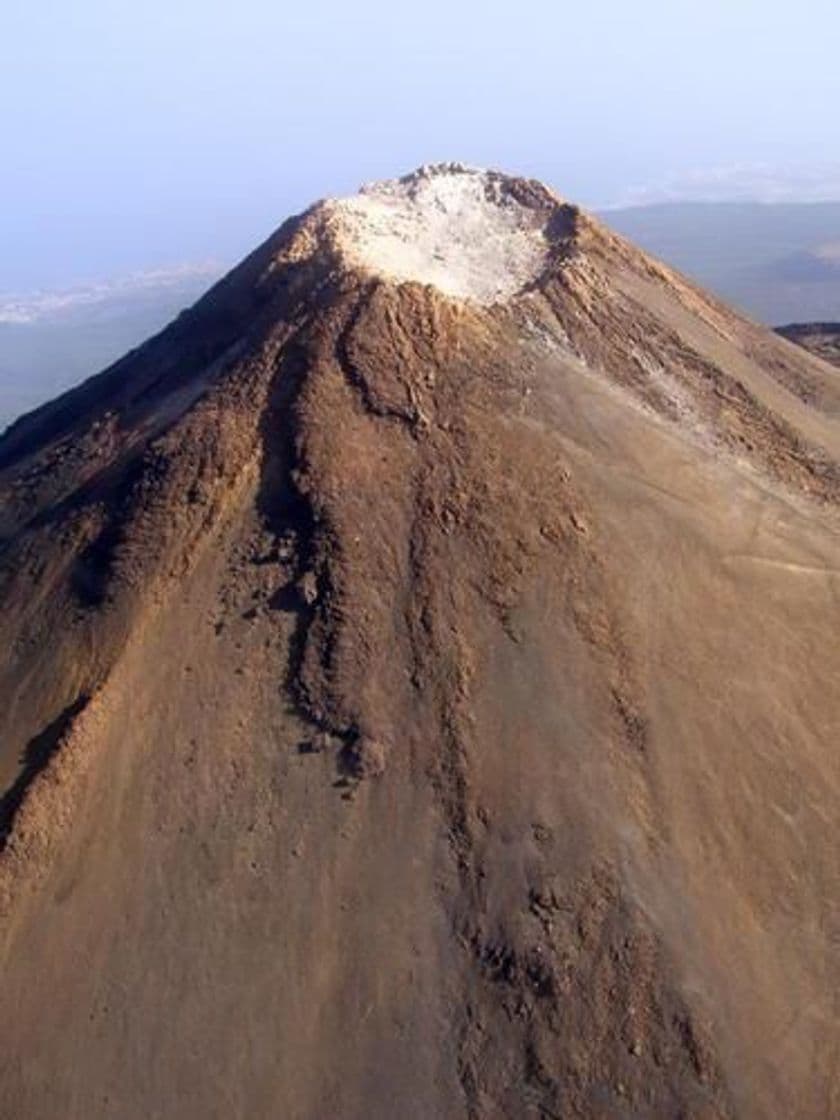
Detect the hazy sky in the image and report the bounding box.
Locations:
[2,0,839,290]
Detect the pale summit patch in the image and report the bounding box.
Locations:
[327,163,554,305]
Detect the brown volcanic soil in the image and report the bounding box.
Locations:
[1,166,840,1119]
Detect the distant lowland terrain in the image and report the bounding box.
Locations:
[777,321,840,367]
[605,200,840,324]
[0,266,221,432]
[3,199,840,433]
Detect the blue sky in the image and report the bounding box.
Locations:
[2,0,839,290]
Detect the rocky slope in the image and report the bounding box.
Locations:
[1,164,840,1119]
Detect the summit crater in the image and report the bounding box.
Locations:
[319,163,574,304]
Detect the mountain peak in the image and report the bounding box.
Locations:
[321,164,568,304]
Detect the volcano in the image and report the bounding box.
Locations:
[2,164,840,1119]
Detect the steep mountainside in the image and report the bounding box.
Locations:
[2,165,840,1119]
